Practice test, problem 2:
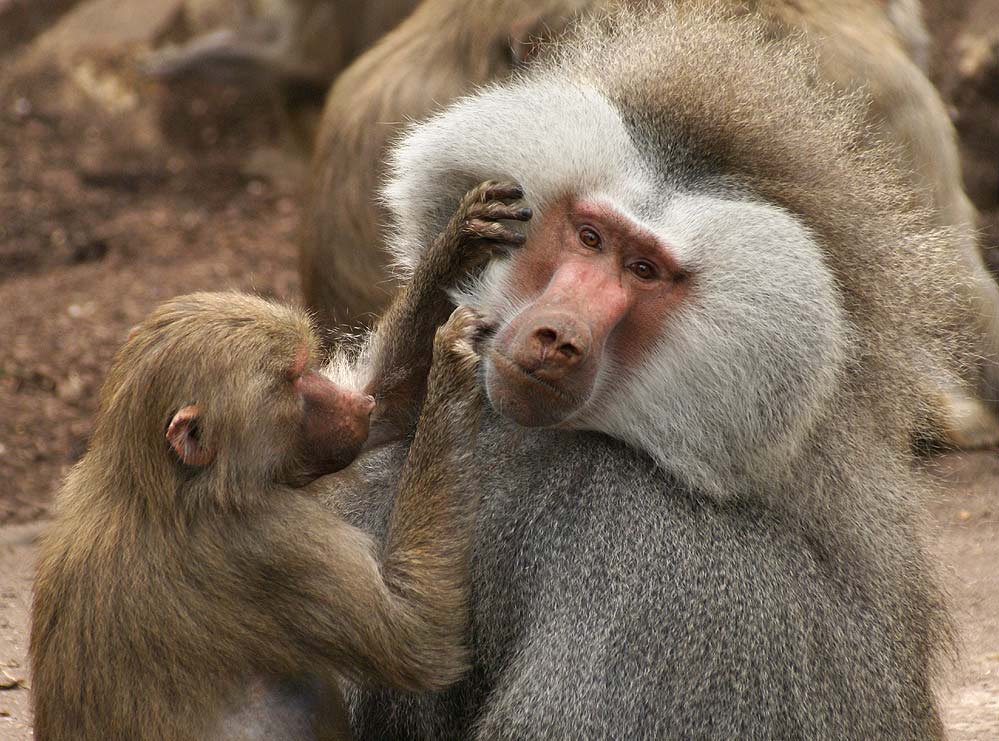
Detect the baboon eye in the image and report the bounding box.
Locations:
[628,261,658,281]
[578,226,602,250]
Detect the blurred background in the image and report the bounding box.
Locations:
[0,1,997,737]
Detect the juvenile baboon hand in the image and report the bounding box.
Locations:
[424,306,486,427]
[444,180,532,277]
[432,306,484,381]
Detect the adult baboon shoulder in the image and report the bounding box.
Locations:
[328,6,959,737]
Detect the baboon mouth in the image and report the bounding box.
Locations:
[490,350,579,402]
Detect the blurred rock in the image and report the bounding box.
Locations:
[0,0,83,58]
[26,0,185,63]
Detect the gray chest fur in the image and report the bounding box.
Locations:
[342,415,933,740]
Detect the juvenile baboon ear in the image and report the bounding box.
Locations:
[166,405,214,466]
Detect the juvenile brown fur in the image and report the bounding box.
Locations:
[28,180,525,741]
[360,180,531,444]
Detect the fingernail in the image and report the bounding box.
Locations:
[518,208,533,219]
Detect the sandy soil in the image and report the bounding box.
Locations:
[1,0,997,737]
[928,453,999,739]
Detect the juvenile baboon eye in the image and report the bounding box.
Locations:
[578,226,602,250]
[628,260,658,281]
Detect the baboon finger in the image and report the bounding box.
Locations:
[465,220,527,244]
[480,182,525,203]
[472,203,533,223]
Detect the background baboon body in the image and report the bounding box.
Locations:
[29,291,483,740]
[322,6,959,737]
[303,0,999,444]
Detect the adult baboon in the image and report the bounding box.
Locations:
[325,6,963,738]
[303,0,999,446]
[30,182,530,740]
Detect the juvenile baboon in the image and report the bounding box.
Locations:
[29,183,530,740]
[326,6,963,737]
[303,0,999,446]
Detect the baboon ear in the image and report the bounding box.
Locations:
[166,405,214,466]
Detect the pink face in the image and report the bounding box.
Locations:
[484,197,689,427]
[290,349,375,478]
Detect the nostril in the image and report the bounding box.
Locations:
[535,328,558,346]
[557,343,580,359]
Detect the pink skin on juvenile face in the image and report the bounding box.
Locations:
[293,364,375,477]
[484,197,689,427]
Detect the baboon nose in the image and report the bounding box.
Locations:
[526,319,589,380]
[344,390,376,418]
[534,327,582,361]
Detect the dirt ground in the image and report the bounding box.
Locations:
[0,0,997,737]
